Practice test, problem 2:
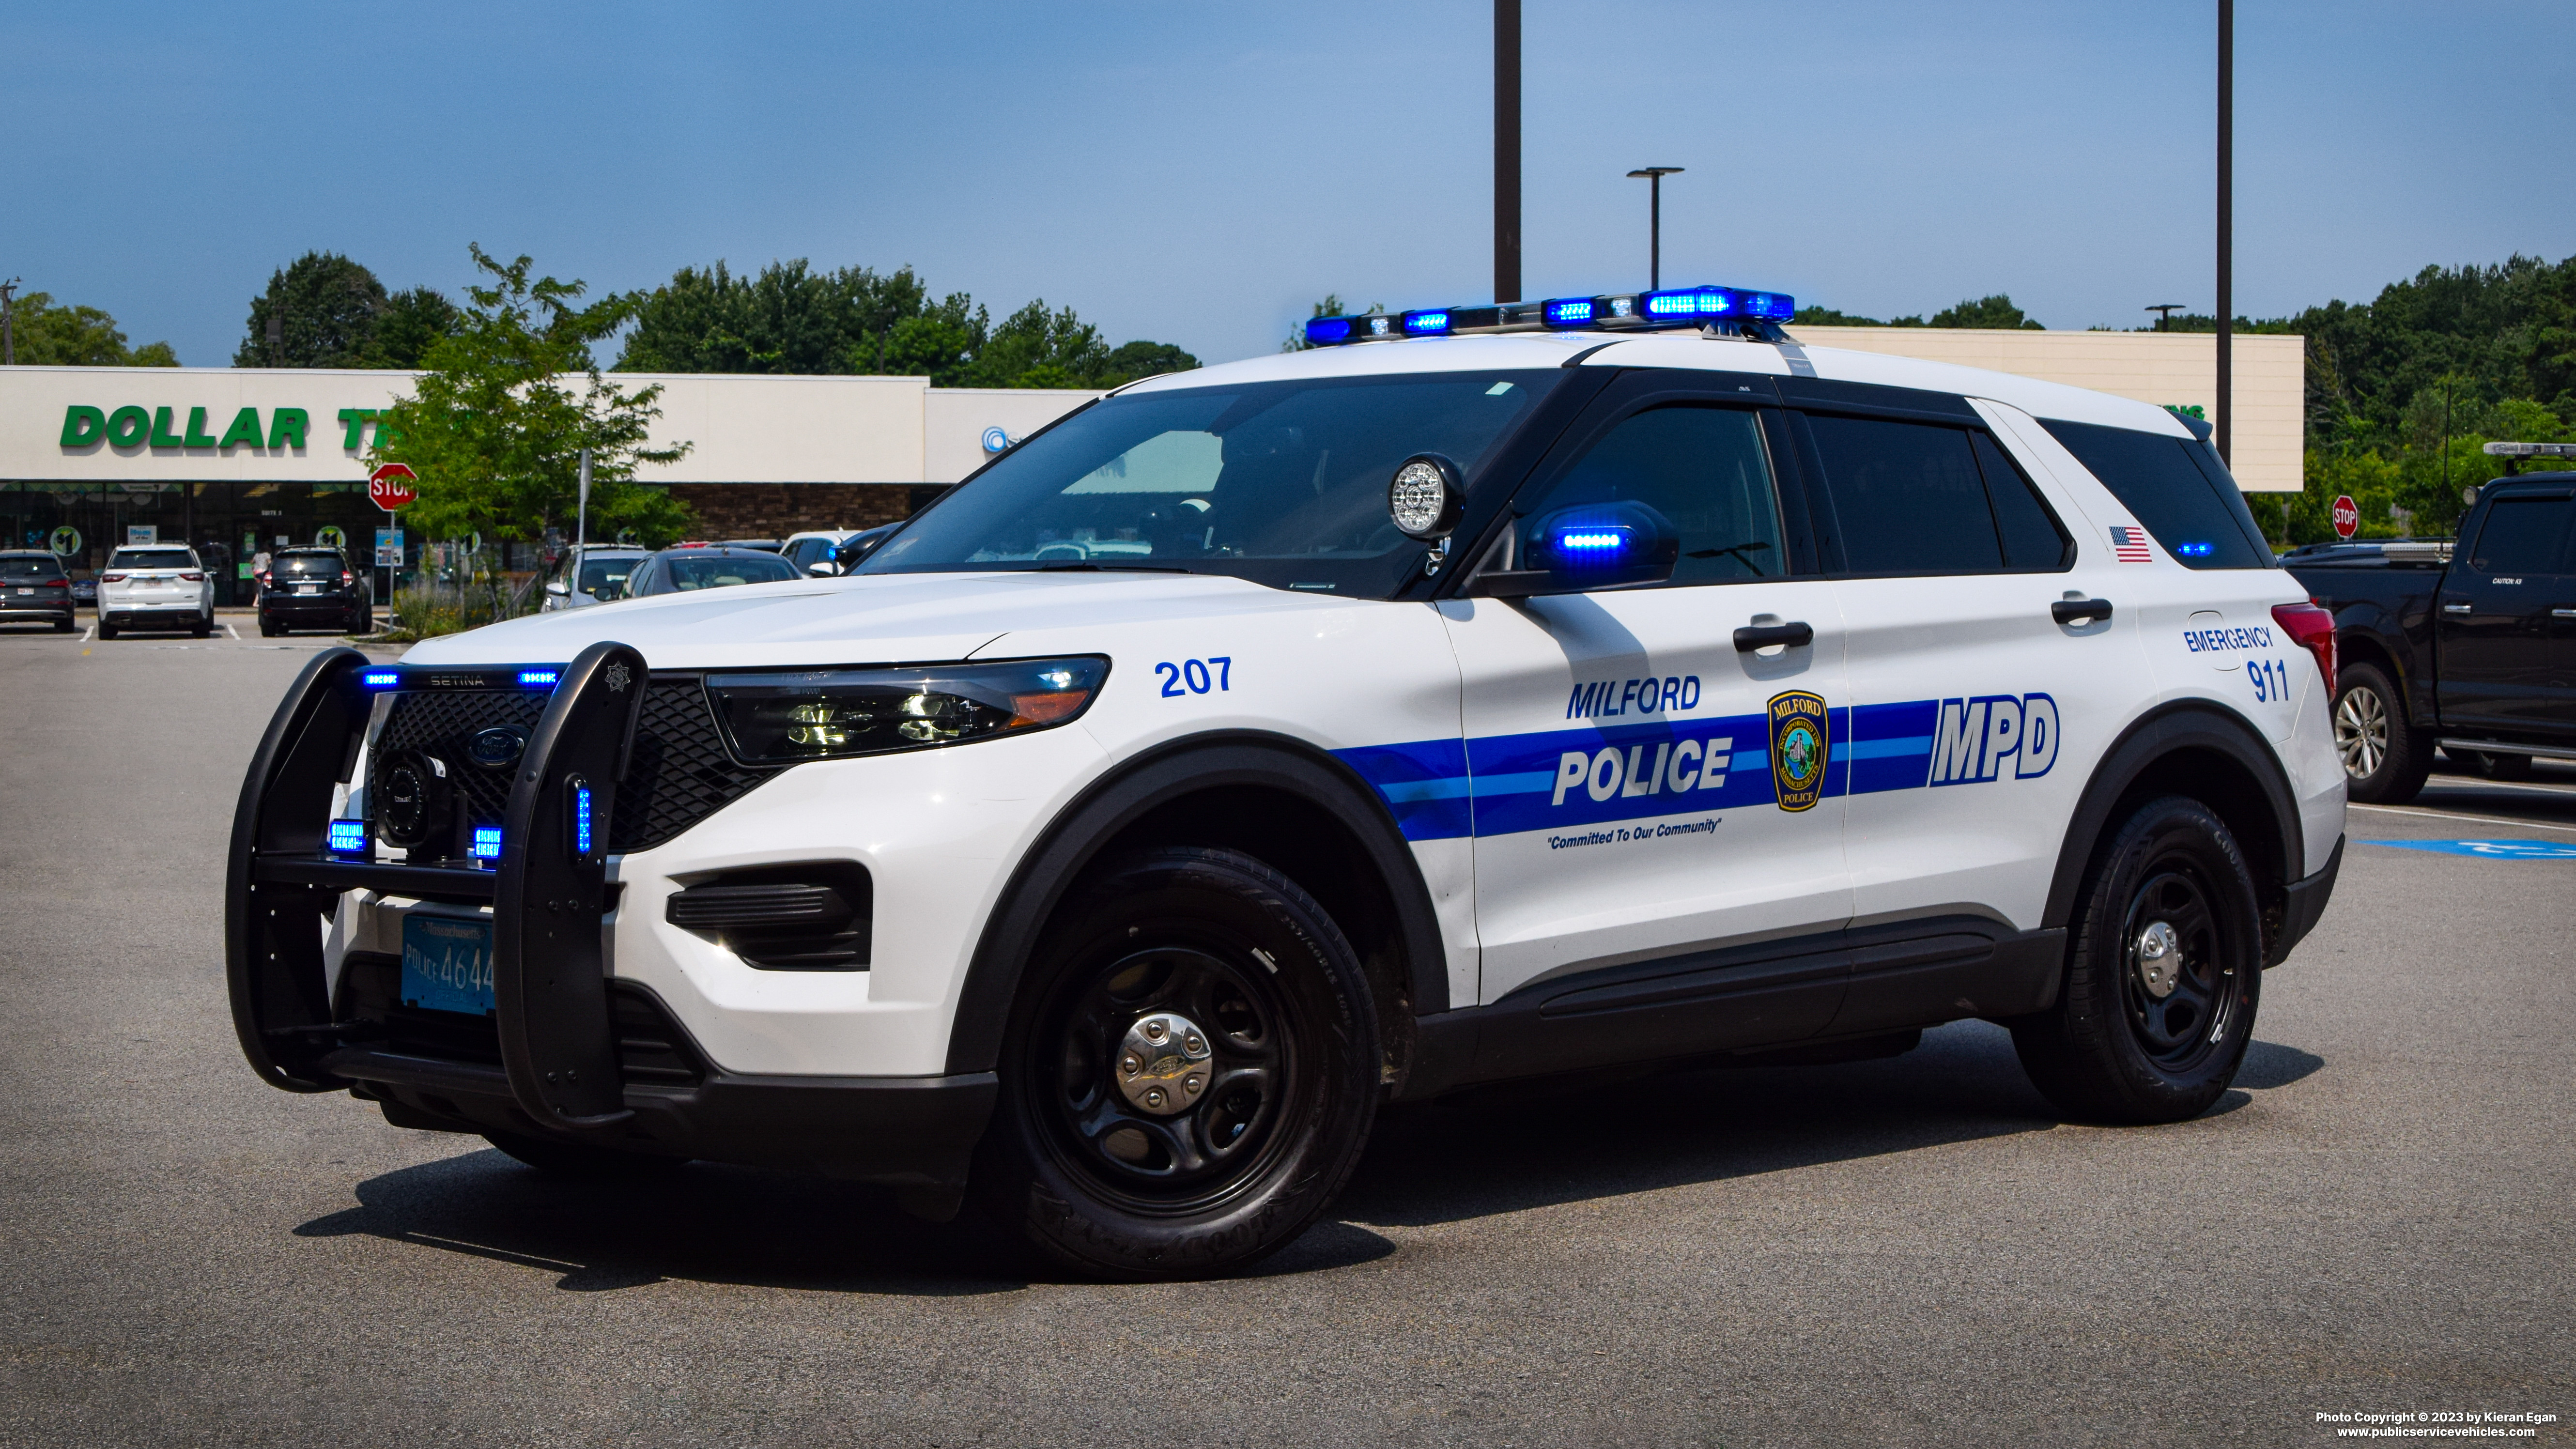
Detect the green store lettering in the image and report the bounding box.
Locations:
[56,404,399,453]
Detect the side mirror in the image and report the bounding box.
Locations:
[807,560,837,577]
[544,578,570,596]
[1474,502,1681,598]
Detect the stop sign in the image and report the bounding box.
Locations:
[369,463,418,511]
[2331,493,2360,539]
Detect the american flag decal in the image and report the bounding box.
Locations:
[2109,525,2153,563]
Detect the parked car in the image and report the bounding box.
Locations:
[70,576,97,607]
[2284,449,2576,801]
[540,545,650,613]
[0,550,76,632]
[97,545,215,639]
[825,523,904,574]
[257,547,371,636]
[782,530,861,575]
[616,544,802,600]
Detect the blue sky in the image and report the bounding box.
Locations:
[7,0,2572,369]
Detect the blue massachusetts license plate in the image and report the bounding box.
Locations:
[401,914,496,1015]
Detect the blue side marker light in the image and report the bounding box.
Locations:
[327,819,368,854]
[1544,297,1595,328]
[471,826,503,861]
[2175,541,2214,557]
[361,670,400,688]
[1401,309,1452,337]
[518,669,560,687]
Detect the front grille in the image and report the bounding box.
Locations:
[371,672,780,854]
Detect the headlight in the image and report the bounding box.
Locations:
[706,656,1109,765]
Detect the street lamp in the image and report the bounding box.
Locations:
[1625,168,1683,290]
[0,278,18,366]
[2145,304,2185,332]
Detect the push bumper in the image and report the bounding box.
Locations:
[2267,833,2343,967]
[223,643,996,1187]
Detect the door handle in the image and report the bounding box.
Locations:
[2050,598,2114,625]
[1733,620,1814,652]
[2443,602,2473,615]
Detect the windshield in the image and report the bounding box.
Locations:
[108,549,197,571]
[860,370,1564,596]
[577,556,642,598]
[649,553,800,592]
[0,557,65,580]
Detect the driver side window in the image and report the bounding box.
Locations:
[1516,404,1786,586]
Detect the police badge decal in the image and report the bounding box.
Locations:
[1766,690,1829,812]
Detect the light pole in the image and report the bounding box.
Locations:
[2145,303,2185,332]
[1494,0,1521,304]
[2216,0,2234,466]
[0,278,18,366]
[1625,168,1683,290]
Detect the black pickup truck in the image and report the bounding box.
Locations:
[2286,453,2576,802]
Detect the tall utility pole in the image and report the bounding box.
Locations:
[1627,168,1684,290]
[0,278,18,366]
[2216,0,2234,466]
[1494,0,1521,304]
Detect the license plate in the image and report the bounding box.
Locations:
[401,915,496,1015]
[296,585,320,594]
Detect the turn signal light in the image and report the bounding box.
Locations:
[2272,601,2337,699]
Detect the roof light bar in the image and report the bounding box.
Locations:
[2484,442,2576,458]
[1304,285,1791,345]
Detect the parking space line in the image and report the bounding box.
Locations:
[80,623,95,642]
[2350,803,2576,834]
[225,622,240,640]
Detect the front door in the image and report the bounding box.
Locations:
[2439,489,2576,745]
[1442,382,1852,1008]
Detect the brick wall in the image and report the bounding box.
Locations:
[668,483,930,540]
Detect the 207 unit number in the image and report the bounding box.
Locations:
[1156,657,1233,696]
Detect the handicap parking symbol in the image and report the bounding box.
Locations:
[2364,838,2576,860]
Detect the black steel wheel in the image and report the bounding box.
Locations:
[2333,663,2428,803]
[2011,796,2264,1123]
[972,846,1378,1280]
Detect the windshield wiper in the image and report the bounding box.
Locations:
[1034,562,1195,574]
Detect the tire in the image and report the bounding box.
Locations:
[2459,749,2534,782]
[970,846,1380,1281]
[52,619,72,633]
[481,1131,684,1179]
[2010,796,2264,1124]
[2333,663,2427,803]
[190,615,211,639]
[258,617,282,638]
[97,621,117,640]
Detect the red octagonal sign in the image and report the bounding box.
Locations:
[369,463,418,511]
[2331,493,2360,539]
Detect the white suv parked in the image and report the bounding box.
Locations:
[99,545,215,638]
[228,285,2344,1280]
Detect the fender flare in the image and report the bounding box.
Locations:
[2041,700,2305,942]
[942,731,1453,1076]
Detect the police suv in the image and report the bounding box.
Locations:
[228,284,2345,1279]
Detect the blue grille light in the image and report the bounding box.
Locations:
[518,668,560,687]
[1543,297,1595,328]
[1400,309,1452,337]
[1303,316,1354,346]
[360,670,400,688]
[471,826,503,861]
[326,819,368,854]
[573,785,594,856]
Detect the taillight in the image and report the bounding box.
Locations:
[180,571,204,582]
[339,571,354,586]
[100,572,128,584]
[2272,601,2336,700]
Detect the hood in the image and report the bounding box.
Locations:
[397,570,1350,670]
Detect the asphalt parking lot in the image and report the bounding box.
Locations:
[1,622,2569,1448]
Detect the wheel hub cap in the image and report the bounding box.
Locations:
[2134,920,2182,998]
[1115,1012,1211,1115]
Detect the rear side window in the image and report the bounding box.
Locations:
[1521,404,1787,585]
[1801,416,2067,575]
[2467,495,2576,574]
[2039,419,2274,569]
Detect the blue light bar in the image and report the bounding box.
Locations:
[572,784,594,856]
[470,826,503,861]
[1738,291,1796,322]
[518,669,560,687]
[1544,297,1595,328]
[1401,308,1452,337]
[360,670,401,688]
[1303,315,1353,346]
[327,819,368,854]
[1304,287,1791,341]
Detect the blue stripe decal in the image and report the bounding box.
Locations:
[1332,695,2029,841]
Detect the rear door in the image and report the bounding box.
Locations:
[1442,372,1852,1012]
[2438,488,2576,745]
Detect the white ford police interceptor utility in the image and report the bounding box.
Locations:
[227,284,2344,1280]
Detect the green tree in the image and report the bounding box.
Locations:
[1926,294,2046,330]
[1099,339,1199,384]
[1784,305,1892,327]
[373,245,693,551]
[376,285,462,368]
[618,259,930,374]
[235,251,390,367]
[4,291,178,365]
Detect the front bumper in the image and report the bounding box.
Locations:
[225,644,999,1186]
